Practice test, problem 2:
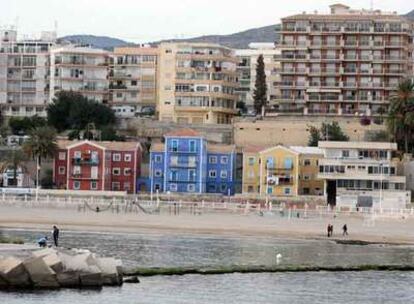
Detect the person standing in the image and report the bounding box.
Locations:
[342,224,348,236]
[52,225,60,247]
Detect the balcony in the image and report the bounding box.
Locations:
[72,157,99,165]
[169,162,198,168]
[168,148,198,154]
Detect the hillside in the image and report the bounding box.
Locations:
[60,9,414,50]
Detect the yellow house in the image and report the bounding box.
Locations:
[242,145,324,197]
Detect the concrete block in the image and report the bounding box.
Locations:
[32,248,57,258]
[96,257,122,286]
[0,257,31,287]
[23,256,59,288]
[42,253,63,273]
[56,271,80,287]
[79,265,102,287]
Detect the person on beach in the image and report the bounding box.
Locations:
[342,224,348,236]
[330,224,334,237]
[327,224,331,237]
[53,225,60,247]
[38,236,48,247]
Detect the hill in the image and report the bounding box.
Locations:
[58,35,133,50]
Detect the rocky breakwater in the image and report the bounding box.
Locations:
[0,247,123,289]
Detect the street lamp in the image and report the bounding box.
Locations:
[379,163,383,213]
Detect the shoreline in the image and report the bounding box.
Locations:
[1,205,414,245]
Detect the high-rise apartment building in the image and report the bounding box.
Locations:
[109,46,158,114]
[235,43,281,113]
[49,46,110,104]
[278,4,413,116]
[157,42,239,124]
[0,28,56,117]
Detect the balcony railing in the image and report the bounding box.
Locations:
[72,158,99,165]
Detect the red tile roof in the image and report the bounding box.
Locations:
[165,128,201,137]
[57,140,141,151]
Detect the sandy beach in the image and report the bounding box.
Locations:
[0,205,414,244]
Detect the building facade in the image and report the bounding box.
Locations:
[0,28,56,117]
[49,46,110,104]
[149,128,240,195]
[109,46,158,115]
[54,140,142,194]
[318,141,410,209]
[277,4,413,116]
[157,43,239,124]
[242,145,324,196]
[235,43,281,113]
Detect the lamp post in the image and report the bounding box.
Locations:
[379,163,383,213]
[35,155,40,201]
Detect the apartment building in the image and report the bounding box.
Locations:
[242,145,324,196]
[157,43,239,124]
[49,46,110,104]
[318,141,410,209]
[149,128,240,195]
[109,46,158,115]
[0,28,56,117]
[235,43,281,112]
[277,3,413,116]
[54,140,142,194]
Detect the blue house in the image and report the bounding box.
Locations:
[149,128,240,195]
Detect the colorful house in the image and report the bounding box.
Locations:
[54,140,142,194]
[149,128,240,195]
[242,145,324,196]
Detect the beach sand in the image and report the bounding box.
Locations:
[0,205,413,244]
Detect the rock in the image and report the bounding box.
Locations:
[23,256,59,288]
[32,248,57,258]
[0,257,31,287]
[123,276,140,284]
[42,253,63,273]
[96,257,122,286]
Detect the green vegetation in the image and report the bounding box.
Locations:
[0,149,28,186]
[387,79,414,153]
[253,54,267,115]
[8,116,47,135]
[0,233,24,244]
[47,91,120,141]
[308,122,349,147]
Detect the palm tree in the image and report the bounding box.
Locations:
[23,126,58,189]
[387,79,414,153]
[0,148,27,187]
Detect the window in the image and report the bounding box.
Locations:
[342,150,350,158]
[124,168,132,176]
[221,156,228,164]
[187,184,195,192]
[267,187,273,194]
[124,182,131,191]
[220,184,227,192]
[91,167,98,179]
[284,158,293,169]
[112,168,121,175]
[155,155,162,163]
[171,140,178,152]
[113,153,121,161]
[154,169,162,177]
[248,157,255,165]
[90,181,98,190]
[189,140,196,152]
[303,188,310,195]
[58,166,65,175]
[73,166,81,175]
[208,184,216,192]
[284,187,291,195]
[220,170,228,179]
[169,183,177,191]
[304,159,311,166]
[247,185,254,193]
[303,175,310,180]
[74,151,81,159]
[170,156,178,166]
[124,154,132,162]
[73,181,81,190]
[209,170,217,178]
[112,182,120,191]
[59,152,66,160]
[266,157,274,169]
[131,80,137,86]
[188,169,196,181]
[209,156,217,164]
[154,184,161,191]
[248,170,255,178]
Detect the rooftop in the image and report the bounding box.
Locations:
[318,141,398,150]
[57,140,141,151]
[290,146,324,155]
[165,128,201,137]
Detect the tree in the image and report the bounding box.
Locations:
[23,126,58,188]
[253,55,267,115]
[308,122,349,147]
[47,91,116,132]
[8,116,47,135]
[0,149,27,186]
[387,79,414,153]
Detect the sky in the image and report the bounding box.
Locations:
[1,0,413,43]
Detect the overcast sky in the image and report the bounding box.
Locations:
[1,0,413,42]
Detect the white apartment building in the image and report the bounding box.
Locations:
[318,141,410,210]
[235,43,281,113]
[0,28,56,117]
[278,4,413,116]
[49,46,109,104]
